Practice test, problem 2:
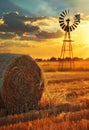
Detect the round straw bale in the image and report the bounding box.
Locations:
[0,92,5,108]
[1,55,44,114]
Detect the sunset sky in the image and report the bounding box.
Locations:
[0,0,89,59]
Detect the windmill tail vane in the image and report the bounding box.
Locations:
[75,14,80,23]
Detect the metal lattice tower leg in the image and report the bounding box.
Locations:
[59,31,75,70]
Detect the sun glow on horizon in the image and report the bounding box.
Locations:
[0,13,89,59]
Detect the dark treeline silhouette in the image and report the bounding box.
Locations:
[0,53,88,62]
[35,57,89,62]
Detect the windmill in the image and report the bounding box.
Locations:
[59,9,80,70]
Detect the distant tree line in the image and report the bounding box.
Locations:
[35,57,89,62]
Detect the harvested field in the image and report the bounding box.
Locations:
[0,54,89,129]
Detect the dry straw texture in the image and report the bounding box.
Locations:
[0,93,4,109]
[1,55,44,114]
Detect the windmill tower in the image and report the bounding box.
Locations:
[59,9,80,70]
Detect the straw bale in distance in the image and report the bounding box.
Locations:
[1,55,44,114]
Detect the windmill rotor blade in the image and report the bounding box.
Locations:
[59,20,64,23]
[64,28,67,32]
[67,8,70,15]
[72,25,76,30]
[62,11,66,16]
[59,17,64,21]
[74,22,79,25]
[60,23,65,27]
[60,13,65,18]
[74,23,79,27]
[71,25,75,30]
[73,24,77,28]
[62,10,67,17]
[64,9,67,15]
[69,26,73,31]
[64,26,68,31]
[61,24,66,30]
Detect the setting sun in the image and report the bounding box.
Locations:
[0,0,89,59]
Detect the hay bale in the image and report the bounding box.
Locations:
[1,55,44,114]
[0,92,5,109]
[0,53,21,89]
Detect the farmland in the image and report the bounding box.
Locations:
[0,57,89,129]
